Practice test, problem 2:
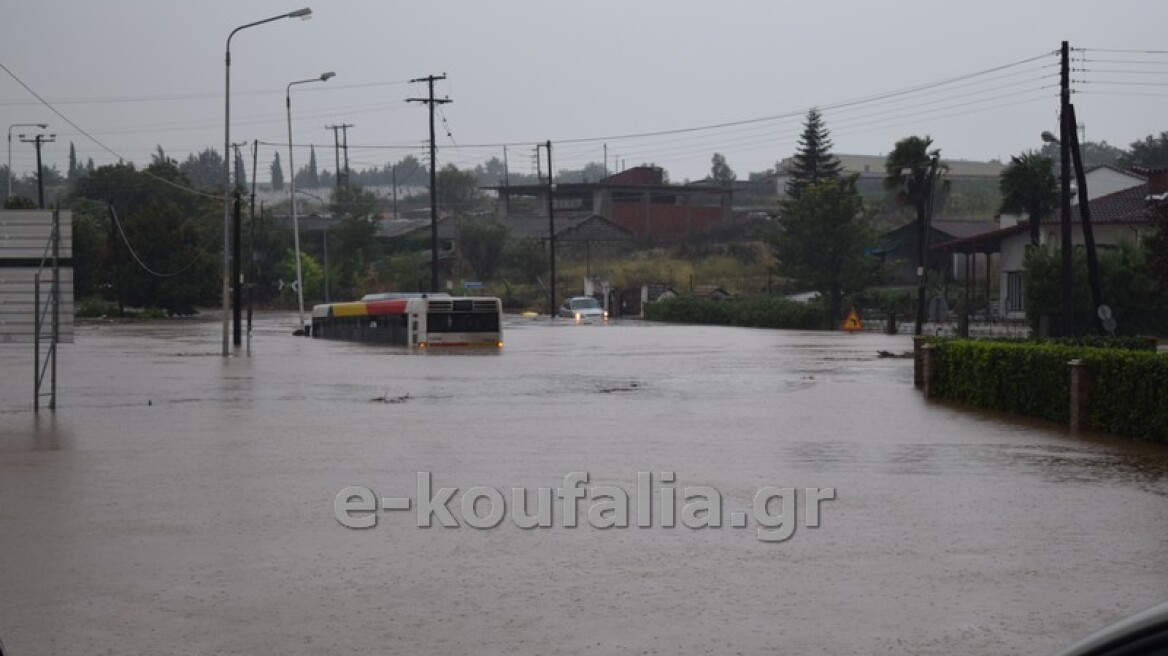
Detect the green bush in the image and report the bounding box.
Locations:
[1082,349,1168,442]
[929,335,1157,352]
[929,339,1168,442]
[645,296,823,330]
[931,341,1079,424]
[76,299,118,318]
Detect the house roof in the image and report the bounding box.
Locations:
[1084,164,1146,180]
[931,183,1167,253]
[482,166,727,194]
[693,285,731,297]
[930,223,1028,253]
[881,218,997,241]
[1070,184,1162,225]
[434,214,632,242]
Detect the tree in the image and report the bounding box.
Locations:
[233,148,247,191]
[1120,131,1168,170]
[999,151,1057,246]
[70,162,219,315]
[67,142,81,183]
[270,151,285,191]
[298,145,320,188]
[1024,241,1167,335]
[436,164,481,211]
[179,148,224,191]
[457,217,508,280]
[1040,139,1124,171]
[785,108,842,199]
[502,237,546,283]
[392,155,428,189]
[151,145,174,168]
[771,178,881,328]
[709,153,736,185]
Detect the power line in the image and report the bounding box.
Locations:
[0,60,219,200]
[108,203,209,278]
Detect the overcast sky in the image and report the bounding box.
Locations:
[2,1,1166,185]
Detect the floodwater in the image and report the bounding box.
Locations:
[1,314,1166,655]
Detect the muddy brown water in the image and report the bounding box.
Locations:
[1,314,1166,655]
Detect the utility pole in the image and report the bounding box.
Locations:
[503,146,511,214]
[1068,103,1105,334]
[407,74,451,293]
[540,140,557,317]
[913,155,940,336]
[8,123,47,202]
[391,164,398,218]
[327,124,342,194]
[1058,40,1074,336]
[325,123,353,193]
[342,124,350,183]
[248,140,259,354]
[20,132,55,209]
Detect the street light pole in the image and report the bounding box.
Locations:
[19,133,56,209]
[223,7,312,356]
[7,123,47,204]
[287,72,336,334]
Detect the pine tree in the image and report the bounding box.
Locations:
[270,151,284,191]
[67,142,79,182]
[307,146,319,188]
[785,108,842,199]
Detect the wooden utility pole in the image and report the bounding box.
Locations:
[540,140,557,317]
[326,123,354,191]
[1059,40,1074,336]
[407,74,451,293]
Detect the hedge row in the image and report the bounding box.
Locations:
[930,340,1168,442]
[644,296,824,331]
[1083,349,1168,441]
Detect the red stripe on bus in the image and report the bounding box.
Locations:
[365,299,408,315]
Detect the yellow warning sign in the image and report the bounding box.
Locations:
[841,309,863,332]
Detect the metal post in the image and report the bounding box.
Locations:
[546,140,556,317]
[232,193,242,346]
[33,273,39,413]
[1059,40,1074,336]
[50,208,58,410]
[224,9,314,354]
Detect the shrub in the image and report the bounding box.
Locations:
[645,296,823,330]
[929,339,1168,442]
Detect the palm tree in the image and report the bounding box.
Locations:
[999,151,1057,246]
[884,136,943,334]
[883,136,941,223]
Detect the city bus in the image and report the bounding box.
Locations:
[310,294,503,348]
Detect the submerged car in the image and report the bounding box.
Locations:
[559,296,607,322]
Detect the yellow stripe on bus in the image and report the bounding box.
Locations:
[331,302,368,317]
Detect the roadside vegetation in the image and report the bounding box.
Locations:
[5,124,1167,328]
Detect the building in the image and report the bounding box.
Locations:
[483,166,731,240]
[776,153,1005,199]
[930,167,1167,319]
[873,219,999,285]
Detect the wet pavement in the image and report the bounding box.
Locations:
[1,313,1166,655]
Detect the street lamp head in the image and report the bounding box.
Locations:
[1041,130,1059,145]
[288,7,312,19]
[36,123,47,129]
[320,71,336,81]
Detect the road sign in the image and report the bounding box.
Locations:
[463,281,483,289]
[841,309,863,332]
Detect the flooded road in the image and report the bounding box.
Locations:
[1,314,1166,655]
